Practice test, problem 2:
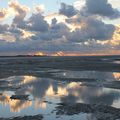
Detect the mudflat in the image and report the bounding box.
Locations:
[0,56,120,120]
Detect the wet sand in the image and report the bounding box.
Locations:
[0,115,43,120]
[56,103,120,120]
[0,56,120,120]
[1,56,120,79]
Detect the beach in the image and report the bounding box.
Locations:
[0,56,120,120]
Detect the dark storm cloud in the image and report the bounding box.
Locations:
[81,0,120,19]
[68,17,115,42]
[59,3,77,17]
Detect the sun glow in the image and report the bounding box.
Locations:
[32,51,120,57]
[34,52,47,56]
[32,51,82,56]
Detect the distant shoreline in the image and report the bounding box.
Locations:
[0,54,120,58]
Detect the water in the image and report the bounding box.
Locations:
[0,56,120,119]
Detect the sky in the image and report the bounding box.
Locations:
[0,0,120,56]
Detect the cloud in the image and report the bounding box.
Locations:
[108,0,120,9]
[0,34,16,42]
[0,24,9,33]
[0,0,120,55]
[45,13,67,25]
[81,0,120,19]
[74,0,85,10]
[0,15,116,55]
[30,18,69,41]
[35,4,45,14]
[59,3,77,17]
[20,29,35,39]
[0,8,8,20]
[68,17,115,42]
[109,25,120,46]
[27,13,49,32]
[51,18,57,26]
[65,15,82,24]
[9,0,30,28]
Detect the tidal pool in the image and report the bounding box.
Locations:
[0,74,120,119]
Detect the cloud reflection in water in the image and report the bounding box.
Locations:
[0,71,120,116]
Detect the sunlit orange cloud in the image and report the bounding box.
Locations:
[65,15,85,32]
[109,25,120,46]
[45,13,83,32]
[0,34,16,42]
[8,0,30,15]
[21,30,35,39]
[0,8,8,20]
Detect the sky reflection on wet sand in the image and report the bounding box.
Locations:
[0,71,120,118]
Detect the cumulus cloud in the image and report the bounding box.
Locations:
[29,18,69,41]
[65,15,82,26]
[45,13,67,25]
[108,0,120,9]
[51,18,57,26]
[0,8,8,20]
[35,5,45,14]
[0,24,9,33]
[0,34,16,42]
[27,13,49,32]
[68,17,115,42]
[40,22,69,40]
[81,0,120,19]
[9,0,30,28]
[74,0,85,10]
[59,3,77,17]
[0,0,119,55]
